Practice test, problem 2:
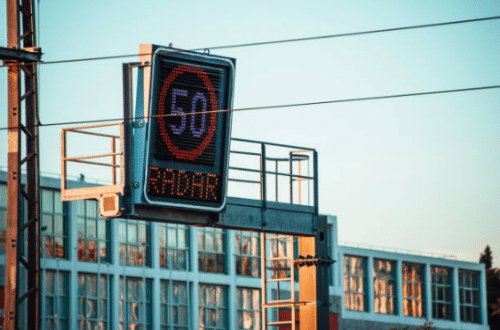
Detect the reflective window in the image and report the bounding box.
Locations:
[237,287,261,330]
[159,224,189,270]
[402,263,424,317]
[78,273,109,329]
[343,255,367,311]
[43,270,69,330]
[199,284,228,330]
[120,277,152,329]
[269,235,293,280]
[198,227,225,273]
[41,189,67,258]
[0,184,6,255]
[119,220,150,266]
[459,270,480,323]
[431,266,453,320]
[160,280,189,329]
[77,200,109,263]
[373,259,396,314]
[235,231,260,277]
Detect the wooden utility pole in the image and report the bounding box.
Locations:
[1,0,41,328]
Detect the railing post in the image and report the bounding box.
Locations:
[260,143,267,209]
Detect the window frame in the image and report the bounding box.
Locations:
[41,189,67,259]
[160,280,189,329]
[199,283,228,330]
[77,272,110,329]
[343,255,367,312]
[159,223,189,270]
[77,200,110,263]
[120,276,153,329]
[236,287,261,330]
[234,230,260,278]
[119,219,151,267]
[402,262,425,317]
[198,227,226,273]
[42,269,70,330]
[373,258,397,315]
[431,265,454,320]
[459,269,480,323]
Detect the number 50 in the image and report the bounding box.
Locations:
[170,88,207,138]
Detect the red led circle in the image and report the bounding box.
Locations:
[157,64,218,161]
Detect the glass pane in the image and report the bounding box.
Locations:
[42,190,53,212]
[45,272,55,294]
[139,223,147,244]
[128,224,138,243]
[98,220,107,240]
[0,184,7,207]
[178,228,186,249]
[86,219,96,238]
[87,201,97,217]
[119,221,126,243]
[159,226,166,247]
[206,232,214,251]
[43,214,53,234]
[168,228,176,247]
[55,215,64,236]
[77,200,85,216]
[100,276,107,297]
[54,192,62,213]
[216,232,224,252]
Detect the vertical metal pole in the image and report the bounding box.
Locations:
[5,1,21,328]
[260,143,267,209]
[5,0,41,329]
[260,232,267,330]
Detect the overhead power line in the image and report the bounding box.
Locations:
[1,15,499,67]
[0,84,499,131]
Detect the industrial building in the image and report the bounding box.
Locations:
[0,169,488,329]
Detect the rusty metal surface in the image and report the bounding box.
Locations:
[4,0,41,328]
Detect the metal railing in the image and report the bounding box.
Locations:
[228,138,318,208]
[60,128,318,209]
[61,122,124,201]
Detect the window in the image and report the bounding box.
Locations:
[77,200,109,262]
[43,270,69,330]
[402,263,424,317]
[160,280,189,329]
[235,231,260,277]
[159,224,189,270]
[199,284,228,330]
[119,220,150,266]
[120,277,152,329]
[373,259,396,314]
[431,266,453,320]
[343,255,367,311]
[198,227,225,273]
[237,287,261,330]
[459,270,480,323]
[78,273,109,329]
[41,189,67,258]
[0,184,6,254]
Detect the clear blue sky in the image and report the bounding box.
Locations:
[1,1,499,265]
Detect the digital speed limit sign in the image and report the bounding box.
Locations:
[144,48,235,212]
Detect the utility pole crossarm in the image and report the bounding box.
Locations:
[0,46,41,63]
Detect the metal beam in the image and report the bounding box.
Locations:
[0,46,41,63]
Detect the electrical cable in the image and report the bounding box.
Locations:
[1,15,499,67]
[0,84,499,131]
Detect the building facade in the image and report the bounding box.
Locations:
[0,171,489,329]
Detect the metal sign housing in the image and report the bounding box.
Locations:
[143,46,235,212]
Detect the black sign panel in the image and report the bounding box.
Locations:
[144,48,235,211]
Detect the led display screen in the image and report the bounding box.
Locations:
[144,48,234,211]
